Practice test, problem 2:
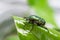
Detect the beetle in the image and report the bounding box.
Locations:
[24,15,48,31]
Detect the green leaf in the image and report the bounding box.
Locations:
[13,16,60,40]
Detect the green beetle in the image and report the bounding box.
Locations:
[26,15,46,26]
[24,15,48,31]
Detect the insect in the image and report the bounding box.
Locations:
[24,15,48,31]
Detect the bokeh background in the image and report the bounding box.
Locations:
[0,0,60,40]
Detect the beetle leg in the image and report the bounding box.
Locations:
[30,24,34,32]
[43,26,49,32]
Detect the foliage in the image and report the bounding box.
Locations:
[13,16,60,40]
